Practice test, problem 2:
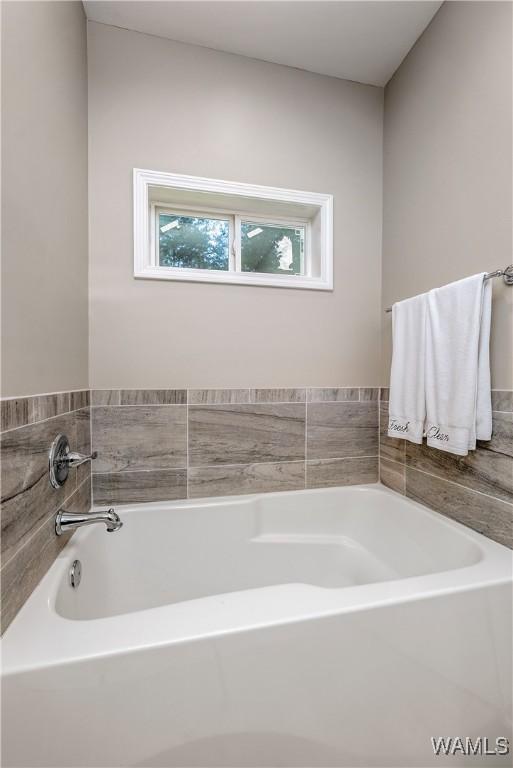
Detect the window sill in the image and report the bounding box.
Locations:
[134,266,333,291]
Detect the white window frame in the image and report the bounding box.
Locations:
[134,168,333,290]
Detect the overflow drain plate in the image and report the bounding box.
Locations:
[69,559,82,589]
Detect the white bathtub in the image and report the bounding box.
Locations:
[2,485,512,767]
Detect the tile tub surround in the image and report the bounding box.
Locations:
[378,389,513,548]
[91,388,380,504]
[1,390,91,632]
[2,384,510,632]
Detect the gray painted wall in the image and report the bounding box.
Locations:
[1,1,89,397]
[87,22,383,389]
[382,1,513,387]
[3,3,510,394]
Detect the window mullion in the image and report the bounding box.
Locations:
[234,215,242,273]
[151,204,158,267]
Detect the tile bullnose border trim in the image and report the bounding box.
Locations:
[1,389,90,432]
[90,387,384,406]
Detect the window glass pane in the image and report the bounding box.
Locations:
[159,213,229,271]
[241,221,304,275]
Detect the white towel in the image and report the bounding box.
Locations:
[388,293,428,444]
[424,273,492,456]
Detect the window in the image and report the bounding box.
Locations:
[134,169,333,290]
[241,220,305,275]
[158,210,231,271]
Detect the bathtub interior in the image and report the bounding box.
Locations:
[54,487,483,621]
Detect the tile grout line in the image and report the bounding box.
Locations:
[186,390,189,499]
[379,393,406,495]
[1,476,91,572]
[92,456,380,476]
[304,398,308,489]
[92,402,186,408]
[89,399,94,505]
[92,401,309,407]
[380,457,405,467]
[402,449,406,493]
[86,390,392,408]
[379,454,406,495]
[378,390,381,484]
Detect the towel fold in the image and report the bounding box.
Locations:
[424,273,492,456]
[388,293,427,444]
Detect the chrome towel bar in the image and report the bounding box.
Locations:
[384,264,513,313]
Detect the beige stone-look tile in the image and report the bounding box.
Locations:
[93,469,186,505]
[250,388,306,403]
[306,457,378,489]
[307,402,378,460]
[188,462,305,499]
[405,467,512,549]
[70,390,90,411]
[359,388,379,401]
[491,390,513,412]
[307,388,360,403]
[119,389,187,405]
[189,404,305,467]
[405,411,512,504]
[29,392,70,423]
[379,402,405,464]
[1,398,32,432]
[1,478,90,634]
[92,406,187,473]
[1,412,78,563]
[380,458,405,495]
[92,390,120,406]
[188,389,249,405]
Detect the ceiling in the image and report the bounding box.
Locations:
[83,1,442,87]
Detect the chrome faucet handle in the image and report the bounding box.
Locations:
[64,450,98,468]
[49,434,98,488]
